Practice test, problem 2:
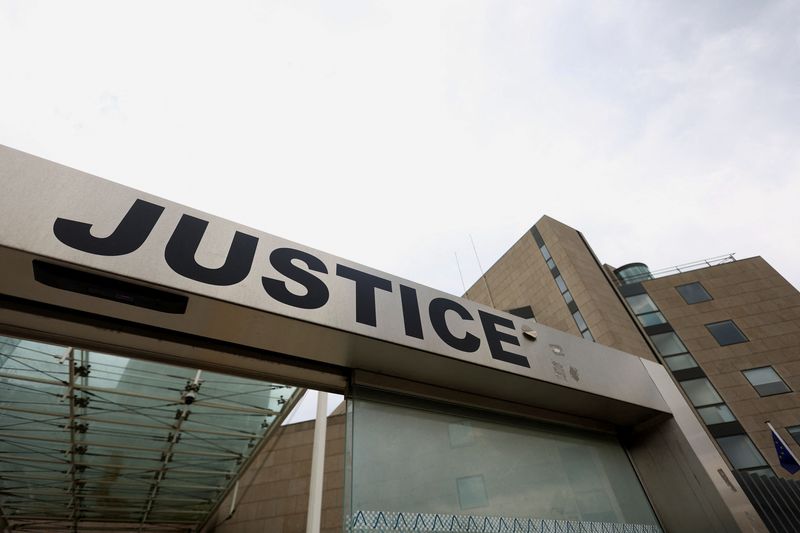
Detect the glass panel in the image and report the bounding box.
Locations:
[555,275,568,294]
[614,264,653,284]
[649,332,687,356]
[637,312,666,327]
[0,335,298,530]
[626,294,659,315]
[546,258,556,270]
[787,426,800,446]
[456,475,488,509]
[706,321,748,346]
[663,353,698,371]
[573,311,588,332]
[742,367,790,397]
[348,395,661,530]
[755,382,791,396]
[676,282,712,304]
[563,290,574,304]
[745,467,775,477]
[716,435,768,470]
[581,329,595,342]
[540,245,552,261]
[680,378,722,407]
[743,367,781,386]
[697,404,736,425]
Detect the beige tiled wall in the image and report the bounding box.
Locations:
[644,257,800,478]
[208,414,346,533]
[465,216,655,360]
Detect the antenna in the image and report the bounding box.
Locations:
[469,234,496,308]
[469,234,485,276]
[454,252,467,294]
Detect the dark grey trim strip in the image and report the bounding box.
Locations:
[673,367,707,381]
[644,323,674,336]
[707,421,746,438]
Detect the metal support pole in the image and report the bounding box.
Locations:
[306,392,328,533]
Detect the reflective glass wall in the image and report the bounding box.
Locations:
[346,392,661,532]
[0,335,298,531]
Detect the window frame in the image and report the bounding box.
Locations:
[676,282,713,305]
[679,377,724,408]
[705,320,748,346]
[742,366,791,397]
[625,293,667,327]
[787,426,800,447]
[650,331,699,371]
[716,434,770,474]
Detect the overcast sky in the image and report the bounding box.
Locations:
[2,0,799,294]
[2,0,798,422]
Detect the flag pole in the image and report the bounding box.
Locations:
[767,421,800,465]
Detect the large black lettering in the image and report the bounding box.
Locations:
[53,198,164,256]
[478,310,529,368]
[429,297,480,352]
[165,214,258,286]
[399,284,424,339]
[262,248,329,309]
[336,265,392,327]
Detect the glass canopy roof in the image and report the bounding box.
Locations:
[0,335,301,532]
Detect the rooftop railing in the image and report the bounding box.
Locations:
[614,254,736,285]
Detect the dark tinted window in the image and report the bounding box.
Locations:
[676,282,712,304]
[706,320,748,346]
[716,434,769,472]
[507,306,534,320]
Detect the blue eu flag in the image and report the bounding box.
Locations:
[770,425,800,474]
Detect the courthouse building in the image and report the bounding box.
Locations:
[0,145,797,532]
[464,216,800,530]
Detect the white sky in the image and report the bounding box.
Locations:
[1,1,799,422]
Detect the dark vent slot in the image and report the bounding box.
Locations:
[33,260,188,314]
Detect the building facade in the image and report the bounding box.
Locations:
[465,215,800,525]
[0,145,786,532]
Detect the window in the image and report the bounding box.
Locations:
[649,332,698,370]
[572,310,593,341]
[663,353,699,372]
[706,320,748,346]
[787,426,800,446]
[555,275,568,294]
[743,367,791,396]
[676,282,712,304]
[696,404,737,425]
[649,332,687,356]
[539,249,593,342]
[573,310,588,332]
[507,306,534,320]
[680,377,723,407]
[716,434,769,473]
[626,294,666,327]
